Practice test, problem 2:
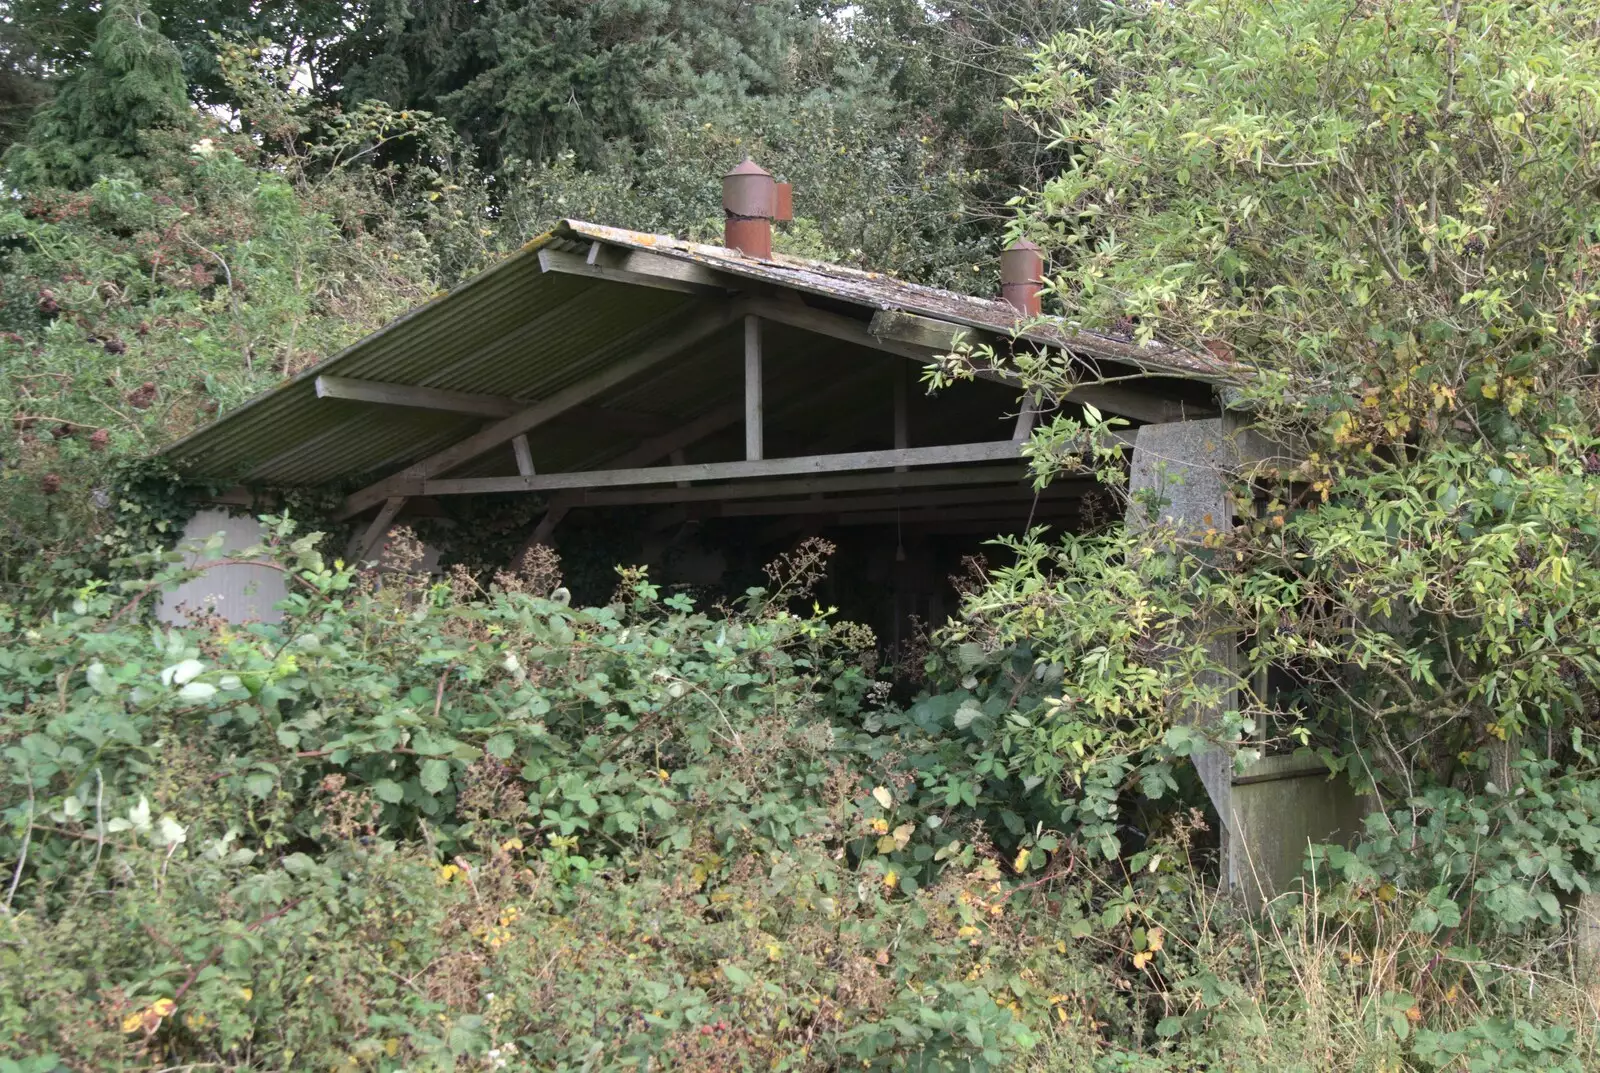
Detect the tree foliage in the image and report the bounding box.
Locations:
[3,0,192,188]
[951,0,1600,787]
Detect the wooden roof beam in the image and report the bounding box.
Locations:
[869,309,1201,424]
[558,464,1032,508]
[313,377,678,437]
[316,375,520,417]
[413,440,1058,497]
[544,240,1193,425]
[713,482,1091,518]
[337,304,742,519]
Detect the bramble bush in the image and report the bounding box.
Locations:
[4,520,1597,1071]
[0,523,1108,1070]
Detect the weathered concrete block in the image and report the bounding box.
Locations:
[1126,417,1233,534]
[1229,753,1374,912]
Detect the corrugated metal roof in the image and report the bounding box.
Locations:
[161,220,1227,489]
[559,221,1227,378]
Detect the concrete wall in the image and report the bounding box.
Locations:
[156,509,288,625]
[1230,754,1374,911]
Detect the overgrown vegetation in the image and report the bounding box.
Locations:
[5,0,1600,1069]
[6,527,1595,1070]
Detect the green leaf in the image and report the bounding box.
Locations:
[244,772,274,799]
[372,779,405,804]
[485,733,514,760]
[419,759,451,795]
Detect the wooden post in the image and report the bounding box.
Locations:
[511,435,535,477]
[894,366,909,472]
[528,498,571,549]
[1011,391,1038,443]
[745,315,763,462]
[358,497,407,563]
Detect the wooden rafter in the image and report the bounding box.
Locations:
[869,309,1198,424]
[314,376,675,438]
[539,240,1198,424]
[316,375,521,417]
[336,304,742,519]
[538,246,727,296]
[357,497,408,562]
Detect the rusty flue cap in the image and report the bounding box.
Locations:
[723,157,776,258]
[723,158,775,219]
[999,238,1045,317]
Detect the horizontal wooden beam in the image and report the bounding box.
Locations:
[414,441,1030,497]
[316,375,521,417]
[337,304,740,519]
[561,464,1032,508]
[827,502,1078,528]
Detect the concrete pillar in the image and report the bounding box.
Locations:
[1126,418,1245,887]
[1126,418,1369,908]
[1230,754,1373,910]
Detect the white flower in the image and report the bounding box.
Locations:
[161,659,205,687]
[154,815,187,847]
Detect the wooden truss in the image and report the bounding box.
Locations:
[332,245,1150,544]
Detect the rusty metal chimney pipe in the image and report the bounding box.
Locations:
[999,238,1044,317]
[723,158,776,259]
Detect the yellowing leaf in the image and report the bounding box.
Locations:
[1013,847,1030,873]
[883,869,898,889]
[1133,951,1152,970]
[1147,927,1164,952]
[872,786,893,809]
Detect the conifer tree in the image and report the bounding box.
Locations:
[5,0,192,188]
